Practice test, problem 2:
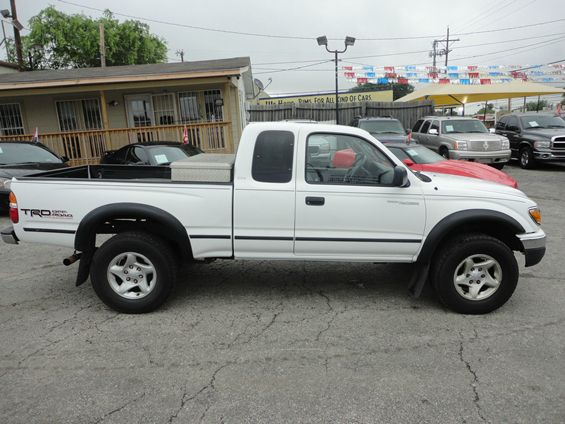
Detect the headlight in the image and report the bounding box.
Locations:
[533,141,550,149]
[501,139,510,149]
[454,141,468,150]
[529,207,542,225]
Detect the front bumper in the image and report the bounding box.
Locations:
[449,149,511,164]
[533,149,565,162]
[1,225,18,245]
[518,229,546,267]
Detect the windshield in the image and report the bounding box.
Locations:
[359,120,405,135]
[147,145,201,165]
[441,120,488,134]
[519,115,565,129]
[388,145,444,164]
[0,143,62,165]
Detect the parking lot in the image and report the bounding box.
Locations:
[1,162,564,424]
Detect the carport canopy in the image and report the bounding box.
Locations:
[395,80,565,107]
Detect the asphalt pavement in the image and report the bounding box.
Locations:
[1,162,564,424]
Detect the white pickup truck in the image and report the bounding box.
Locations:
[1,123,546,314]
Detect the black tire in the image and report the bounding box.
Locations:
[431,233,518,314]
[90,231,177,313]
[519,146,535,169]
[439,147,449,159]
[490,163,505,170]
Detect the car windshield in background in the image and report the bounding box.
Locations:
[0,143,62,165]
[359,120,405,134]
[147,145,201,165]
[519,115,565,129]
[441,120,488,134]
[388,146,444,164]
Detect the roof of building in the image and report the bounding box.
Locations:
[0,57,252,92]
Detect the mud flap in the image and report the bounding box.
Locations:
[408,262,430,298]
[75,247,97,286]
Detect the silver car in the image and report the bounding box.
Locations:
[411,116,511,169]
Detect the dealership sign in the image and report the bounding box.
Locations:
[257,90,393,105]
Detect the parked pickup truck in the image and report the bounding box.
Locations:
[1,123,546,314]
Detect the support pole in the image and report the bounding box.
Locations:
[99,23,106,67]
[335,50,339,125]
[9,0,23,70]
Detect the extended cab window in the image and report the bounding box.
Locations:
[412,119,424,132]
[252,131,294,183]
[305,133,396,186]
[496,117,507,130]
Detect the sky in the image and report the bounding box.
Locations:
[7,0,565,107]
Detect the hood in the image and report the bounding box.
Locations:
[371,133,408,144]
[418,171,528,200]
[417,160,518,188]
[444,133,506,142]
[522,128,565,139]
[0,162,67,178]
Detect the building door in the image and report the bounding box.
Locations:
[126,95,155,143]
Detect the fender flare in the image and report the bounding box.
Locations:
[409,209,525,298]
[74,203,191,286]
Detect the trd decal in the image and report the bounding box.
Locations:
[20,209,73,219]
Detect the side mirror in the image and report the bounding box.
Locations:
[429,128,439,135]
[392,166,409,187]
[489,128,495,133]
[402,158,415,167]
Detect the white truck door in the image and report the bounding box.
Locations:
[294,131,425,261]
[233,128,297,259]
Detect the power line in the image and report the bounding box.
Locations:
[54,0,565,42]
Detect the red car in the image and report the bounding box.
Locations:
[386,144,518,188]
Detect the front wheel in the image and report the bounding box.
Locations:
[431,233,518,314]
[439,147,449,159]
[90,231,178,313]
[519,147,535,169]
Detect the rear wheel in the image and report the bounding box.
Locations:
[519,146,535,169]
[90,231,177,313]
[431,233,518,314]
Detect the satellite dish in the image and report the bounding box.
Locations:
[254,78,264,91]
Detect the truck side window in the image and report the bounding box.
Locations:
[420,120,431,133]
[430,120,440,132]
[305,133,395,186]
[412,119,424,132]
[252,131,294,183]
[496,116,507,130]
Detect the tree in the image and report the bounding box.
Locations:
[8,7,167,69]
[525,99,549,111]
[349,82,414,101]
[477,103,495,115]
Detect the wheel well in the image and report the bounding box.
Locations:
[432,221,522,258]
[93,217,193,263]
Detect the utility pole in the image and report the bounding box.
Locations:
[9,0,23,69]
[430,26,460,69]
[99,23,106,67]
[176,49,185,62]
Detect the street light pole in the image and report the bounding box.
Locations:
[317,35,355,125]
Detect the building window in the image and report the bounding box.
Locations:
[204,89,224,121]
[56,99,102,131]
[152,94,177,125]
[178,92,200,123]
[0,103,24,136]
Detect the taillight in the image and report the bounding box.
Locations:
[9,192,18,223]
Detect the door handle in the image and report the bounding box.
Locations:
[306,196,325,206]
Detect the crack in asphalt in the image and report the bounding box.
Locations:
[168,363,232,423]
[458,330,488,424]
[91,392,146,424]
